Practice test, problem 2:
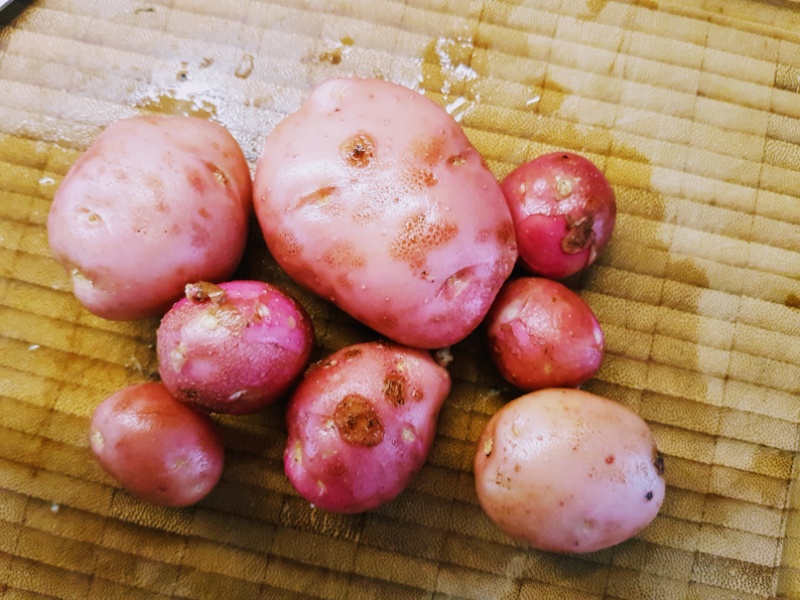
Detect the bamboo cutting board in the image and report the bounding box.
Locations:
[1,0,800,598]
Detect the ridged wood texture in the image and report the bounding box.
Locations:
[1,0,799,598]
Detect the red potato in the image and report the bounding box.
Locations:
[47,115,252,320]
[501,152,616,279]
[284,341,451,513]
[485,277,604,390]
[156,280,314,415]
[474,389,665,553]
[254,77,517,349]
[89,382,224,507]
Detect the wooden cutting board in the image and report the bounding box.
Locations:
[1,0,799,598]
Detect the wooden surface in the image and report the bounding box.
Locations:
[1,0,800,598]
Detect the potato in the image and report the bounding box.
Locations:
[474,389,665,553]
[500,152,616,279]
[47,115,252,320]
[253,77,517,349]
[89,382,225,507]
[156,280,314,415]
[485,277,604,390]
[284,341,451,513]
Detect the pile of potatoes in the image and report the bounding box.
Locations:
[48,77,664,554]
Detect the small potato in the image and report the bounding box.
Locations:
[157,280,314,414]
[501,152,616,279]
[48,115,252,320]
[485,277,604,390]
[474,389,665,553]
[89,382,224,507]
[284,341,451,513]
[254,77,517,349]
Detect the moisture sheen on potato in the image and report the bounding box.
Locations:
[474,389,665,553]
[48,115,252,320]
[157,280,315,415]
[284,341,451,513]
[253,77,517,349]
[89,382,225,507]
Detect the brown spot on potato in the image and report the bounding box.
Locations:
[562,215,595,254]
[654,452,665,476]
[448,153,467,166]
[191,221,211,247]
[645,491,654,501]
[341,133,375,168]
[185,281,227,305]
[334,394,384,447]
[297,185,337,210]
[342,348,363,361]
[187,169,205,193]
[605,455,615,464]
[323,240,366,270]
[199,161,230,189]
[389,213,458,269]
[198,207,211,219]
[272,228,300,259]
[403,167,439,190]
[412,135,445,167]
[382,372,406,407]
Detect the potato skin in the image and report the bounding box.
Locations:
[485,277,604,390]
[284,341,451,513]
[254,77,517,349]
[47,115,252,320]
[89,382,224,507]
[474,389,665,553]
[501,152,616,279]
[156,280,314,415]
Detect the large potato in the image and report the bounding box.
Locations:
[253,78,517,349]
[48,115,252,320]
[474,389,665,553]
[284,341,451,513]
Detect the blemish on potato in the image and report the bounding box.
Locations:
[562,215,595,254]
[199,313,219,331]
[645,491,654,501]
[297,185,337,210]
[292,440,303,463]
[389,213,458,270]
[185,281,227,304]
[341,133,375,168]
[402,427,416,442]
[382,372,406,407]
[555,177,573,199]
[169,344,188,372]
[483,437,493,456]
[342,348,362,361]
[653,452,665,476]
[90,428,104,452]
[334,394,384,447]
[447,153,467,166]
[605,455,615,464]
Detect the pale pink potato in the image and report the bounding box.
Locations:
[485,277,604,390]
[89,382,224,507]
[501,152,616,279]
[284,341,451,513]
[48,115,252,321]
[474,389,665,553]
[253,77,517,349]
[156,280,314,415]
